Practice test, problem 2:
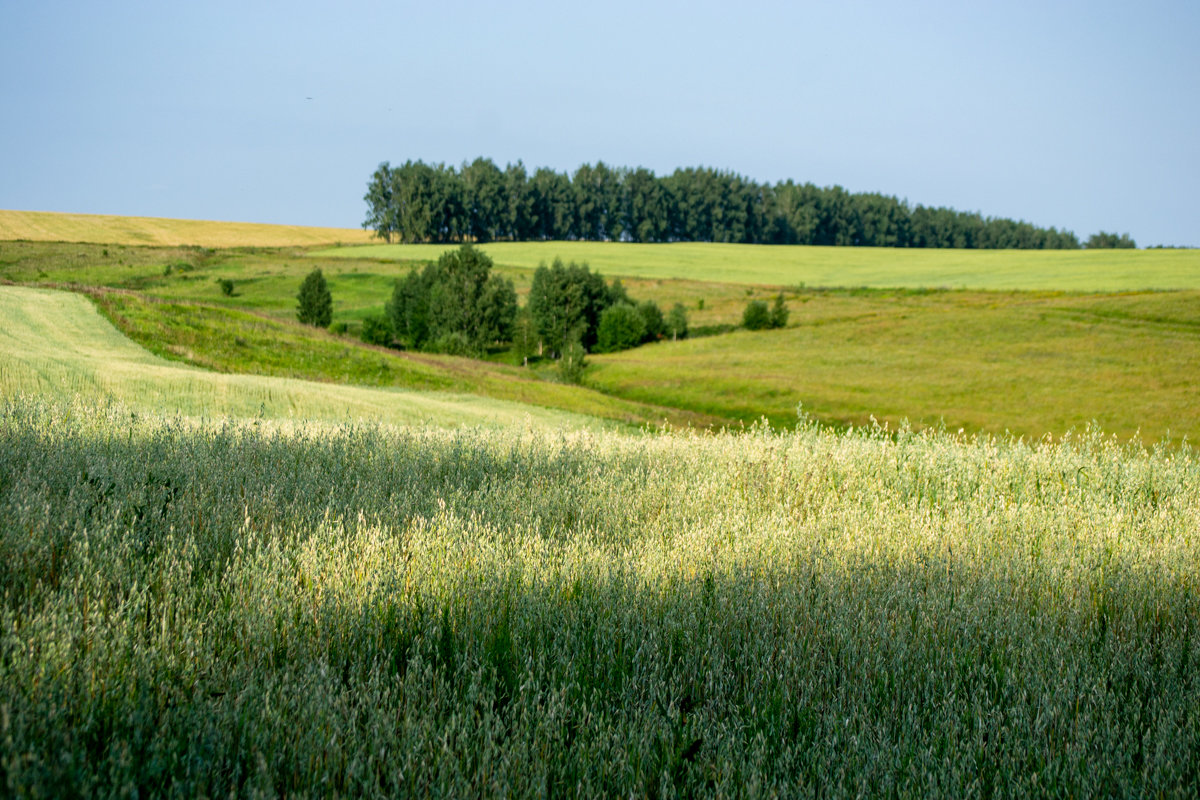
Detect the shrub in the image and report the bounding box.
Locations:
[359,314,393,347]
[769,293,789,328]
[297,268,333,328]
[742,299,771,330]
[329,321,349,335]
[217,278,235,297]
[667,303,689,341]
[637,300,665,342]
[597,303,647,352]
[429,331,472,356]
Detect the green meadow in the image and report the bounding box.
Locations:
[313,240,1200,291]
[587,288,1200,444]
[0,286,603,430]
[3,213,1200,795]
[5,233,1199,442]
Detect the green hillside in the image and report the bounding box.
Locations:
[0,286,602,430]
[313,240,1200,291]
[587,288,1200,444]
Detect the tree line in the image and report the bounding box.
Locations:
[364,158,1085,249]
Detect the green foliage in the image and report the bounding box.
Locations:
[769,293,789,328]
[359,313,394,346]
[217,277,235,297]
[1086,231,1137,249]
[527,258,611,356]
[363,158,1083,248]
[2,285,713,430]
[387,245,516,354]
[3,399,1200,795]
[297,267,333,327]
[666,303,689,341]
[742,299,772,330]
[512,306,539,365]
[557,337,587,383]
[596,303,647,353]
[329,321,349,335]
[637,299,665,342]
[429,331,472,356]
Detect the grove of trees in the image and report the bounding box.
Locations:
[367,246,682,362]
[387,245,517,355]
[1085,231,1137,249]
[364,158,1083,250]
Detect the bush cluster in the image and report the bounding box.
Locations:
[743,293,789,330]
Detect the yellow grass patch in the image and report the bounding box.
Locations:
[0,209,376,248]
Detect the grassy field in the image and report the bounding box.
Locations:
[3,398,1197,795]
[5,237,1199,441]
[5,214,1200,795]
[587,288,1200,444]
[0,240,759,331]
[87,290,720,429]
[0,286,607,430]
[313,240,1200,291]
[0,209,374,248]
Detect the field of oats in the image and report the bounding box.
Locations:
[2,398,1198,796]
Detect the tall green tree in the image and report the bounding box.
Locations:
[296,268,333,328]
[363,162,396,242]
[527,258,611,355]
[1086,231,1137,249]
[461,157,505,243]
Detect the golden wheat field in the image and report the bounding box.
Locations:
[0,209,375,248]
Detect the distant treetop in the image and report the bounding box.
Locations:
[364,158,1086,250]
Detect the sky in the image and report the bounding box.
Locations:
[2,0,1197,246]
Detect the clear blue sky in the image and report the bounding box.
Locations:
[2,0,1197,245]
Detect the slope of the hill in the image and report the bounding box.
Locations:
[587,288,1200,444]
[0,286,600,430]
[0,209,374,248]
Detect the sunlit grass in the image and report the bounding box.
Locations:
[313,240,1200,291]
[0,286,607,430]
[2,397,1197,795]
[587,288,1200,444]
[0,209,374,247]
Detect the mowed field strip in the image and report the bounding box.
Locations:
[0,286,599,429]
[0,209,375,248]
[315,241,1200,291]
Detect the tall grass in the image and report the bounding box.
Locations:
[2,398,1197,796]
